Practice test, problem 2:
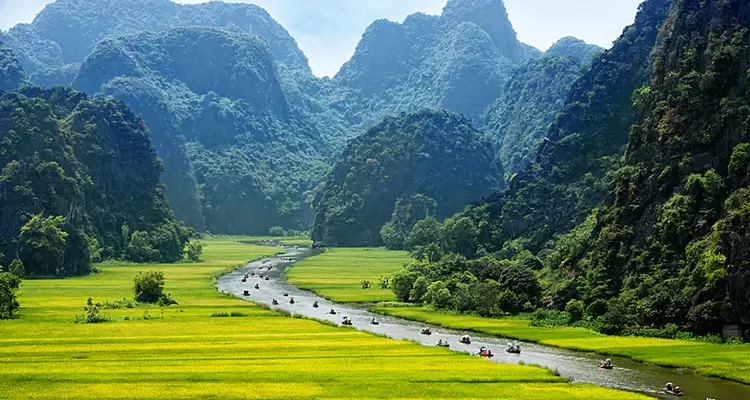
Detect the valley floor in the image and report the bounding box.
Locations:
[286,247,411,302]
[286,246,750,385]
[0,238,641,399]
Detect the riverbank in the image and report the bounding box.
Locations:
[0,238,642,400]
[373,306,750,384]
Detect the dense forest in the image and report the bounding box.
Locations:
[0,46,191,276]
[74,27,337,233]
[3,0,605,235]
[312,110,502,247]
[483,37,602,177]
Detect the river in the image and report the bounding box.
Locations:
[216,246,750,400]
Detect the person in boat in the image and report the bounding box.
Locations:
[371,318,378,324]
[673,386,681,395]
[272,299,278,305]
[283,291,289,297]
[330,309,336,315]
[437,339,443,346]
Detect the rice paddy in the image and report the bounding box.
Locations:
[374,306,750,384]
[285,248,411,302]
[0,238,645,399]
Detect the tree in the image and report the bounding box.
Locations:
[442,216,479,258]
[410,276,429,303]
[391,269,419,302]
[404,217,442,251]
[269,226,286,237]
[472,280,503,317]
[126,231,159,263]
[565,299,585,322]
[185,241,203,262]
[0,272,21,319]
[425,281,451,309]
[9,260,25,279]
[18,214,68,276]
[133,270,165,303]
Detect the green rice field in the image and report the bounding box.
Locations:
[374,306,750,384]
[0,238,644,399]
[286,247,411,302]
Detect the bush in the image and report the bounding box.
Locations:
[530,309,570,327]
[158,292,178,307]
[80,298,110,323]
[410,276,429,303]
[185,241,203,262]
[133,270,165,303]
[0,272,21,319]
[127,231,159,263]
[268,226,286,237]
[565,299,585,322]
[585,299,608,317]
[9,259,25,279]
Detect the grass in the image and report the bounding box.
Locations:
[286,247,412,302]
[242,235,313,247]
[0,237,647,399]
[374,306,750,384]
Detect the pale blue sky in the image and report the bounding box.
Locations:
[0,0,643,77]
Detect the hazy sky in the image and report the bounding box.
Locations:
[0,0,643,77]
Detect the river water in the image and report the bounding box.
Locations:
[216,247,750,400]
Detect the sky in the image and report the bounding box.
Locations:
[0,0,643,77]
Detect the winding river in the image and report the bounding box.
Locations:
[216,246,750,400]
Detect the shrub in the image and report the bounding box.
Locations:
[134,270,165,303]
[565,299,585,322]
[185,241,203,262]
[80,298,110,323]
[268,226,286,237]
[9,259,25,279]
[0,272,21,319]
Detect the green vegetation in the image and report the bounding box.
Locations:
[374,306,750,384]
[74,26,339,234]
[0,41,26,90]
[286,248,411,302]
[312,110,502,247]
[0,86,193,276]
[536,0,750,334]
[484,53,591,176]
[0,237,644,399]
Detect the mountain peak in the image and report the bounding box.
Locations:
[545,36,604,63]
[441,0,525,62]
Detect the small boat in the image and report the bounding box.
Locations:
[598,359,614,369]
[272,299,279,305]
[420,328,432,335]
[459,335,471,344]
[436,340,450,348]
[241,278,247,283]
[370,318,379,325]
[478,347,494,358]
[663,390,684,397]
[663,383,683,396]
[283,292,289,297]
[329,309,337,315]
[342,317,353,326]
[243,290,250,296]
[264,276,270,281]
[289,297,296,304]
[506,342,521,354]
[254,284,260,290]
[250,272,255,276]
[313,301,319,308]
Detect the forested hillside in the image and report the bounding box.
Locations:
[0,42,27,91]
[329,0,539,127]
[312,110,502,247]
[0,0,311,87]
[0,83,191,276]
[456,0,672,255]
[483,42,602,177]
[75,27,340,233]
[541,0,750,334]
